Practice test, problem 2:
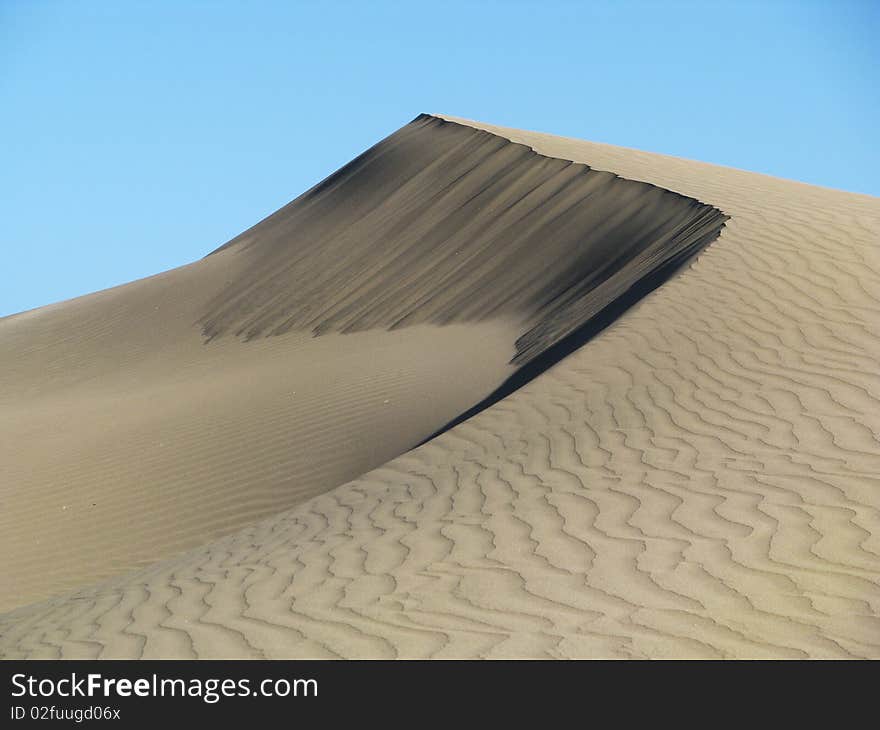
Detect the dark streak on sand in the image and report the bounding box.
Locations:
[201,114,728,366]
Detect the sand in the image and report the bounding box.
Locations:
[1,114,878,658]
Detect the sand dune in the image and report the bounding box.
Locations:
[0,115,725,613]
[1,115,878,658]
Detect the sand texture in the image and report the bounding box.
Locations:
[1,115,878,658]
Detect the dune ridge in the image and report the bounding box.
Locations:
[2,115,879,658]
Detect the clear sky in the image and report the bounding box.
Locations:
[1,0,877,317]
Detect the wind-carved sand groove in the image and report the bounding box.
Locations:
[2,115,879,658]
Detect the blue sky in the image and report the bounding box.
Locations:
[1,0,877,316]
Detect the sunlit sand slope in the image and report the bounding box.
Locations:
[2,115,878,658]
[0,116,725,613]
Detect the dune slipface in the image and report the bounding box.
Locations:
[200,115,727,365]
[2,115,879,659]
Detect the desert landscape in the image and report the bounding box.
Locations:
[1,114,878,658]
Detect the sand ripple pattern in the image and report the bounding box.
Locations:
[1,117,878,658]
